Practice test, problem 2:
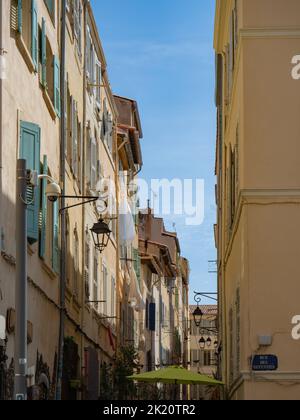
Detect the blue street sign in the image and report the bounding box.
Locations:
[252,355,278,371]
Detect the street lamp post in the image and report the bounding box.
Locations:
[14,159,28,400]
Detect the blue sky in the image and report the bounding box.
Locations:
[91,0,217,303]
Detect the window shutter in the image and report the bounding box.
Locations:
[133,248,141,287]
[39,155,48,258]
[107,115,113,154]
[17,0,22,33]
[71,99,78,177]
[20,121,40,244]
[53,56,61,117]
[52,200,60,274]
[41,18,47,87]
[96,61,101,105]
[31,0,38,70]
[90,137,97,190]
[149,303,156,332]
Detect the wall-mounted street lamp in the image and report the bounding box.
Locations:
[193,306,203,328]
[90,219,111,254]
[199,337,206,350]
[40,175,112,254]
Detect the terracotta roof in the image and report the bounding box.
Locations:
[189,305,217,315]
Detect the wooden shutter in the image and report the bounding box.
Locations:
[41,18,47,87]
[90,137,97,190]
[20,121,40,244]
[31,0,38,70]
[52,200,60,274]
[71,98,78,177]
[39,155,48,258]
[53,55,61,117]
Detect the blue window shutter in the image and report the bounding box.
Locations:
[52,200,60,274]
[149,303,156,332]
[39,155,48,258]
[41,18,47,87]
[31,0,38,70]
[53,56,61,117]
[17,0,22,33]
[20,121,41,244]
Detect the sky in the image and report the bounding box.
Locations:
[91,0,217,303]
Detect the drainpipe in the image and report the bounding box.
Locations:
[56,0,67,401]
[80,0,88,400]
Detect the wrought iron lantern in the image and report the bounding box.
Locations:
[90,219,111,253]
[193,306,203,328]
[199,337,206,350]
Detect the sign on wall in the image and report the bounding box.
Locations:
[252,355,278,372]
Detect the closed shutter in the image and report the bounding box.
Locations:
[71,98,78,177]
[53,56,61,117]
[20,121,40,244]
[133,248,141,287]
[41,18,47,87]
[52,200,60,274]
[39,155,48,258]
[31,0,38,70]
[107,115,113,153]
[17,0,22,33]
[149,303,156,332]
[90,137,97,190]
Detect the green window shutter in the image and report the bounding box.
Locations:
[31,0,38,70]
[44,0,54,17]
[20,121,41,244]
[39,155,48,258]
[133,248,141,287]
[41,18,47,87]
[52,200,60,274]
[17,0,22,33]
[53,55,61,117]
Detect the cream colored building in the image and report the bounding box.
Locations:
[214,0,300,400]
[0,0,122,400]
[0,0,63,400]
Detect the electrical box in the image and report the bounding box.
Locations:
[258,335,273,347]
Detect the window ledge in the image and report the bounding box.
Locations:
[41,260,57,280]
[42,88,57,120]
[16,34,36,74]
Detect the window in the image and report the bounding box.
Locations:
[16,0,38,69]
[96,60,102,107]
[133,248,141,287]
[73,0,82,56]
[20,121,41,244]
[204,351,211,367]
[73,229,79,298]
[84,236,90,301]
[39,156,59,274]
[70,97,81,181]
[93,255,98,310]
[102,264,108,315]
[111,276,116,325]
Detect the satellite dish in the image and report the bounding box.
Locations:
[96,197,107,215]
